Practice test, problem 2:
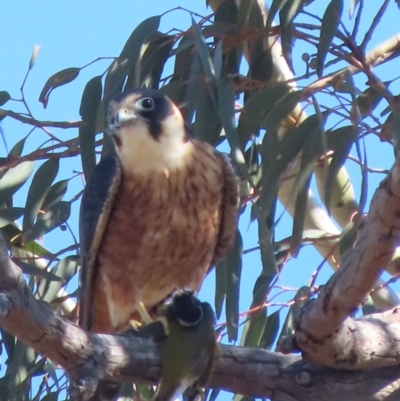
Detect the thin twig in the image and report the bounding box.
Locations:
[360,0,391,51]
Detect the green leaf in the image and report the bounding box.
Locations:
[325,126,357,212]
[23,158,59,230]
[263,90,302,131]
[0,207,24,228]
[191,16,215,81]
[79,76,102,181]
[8,137,27,158]
[225,229,243,342]
[356,85,384,118]
[42,180,69,210]
[277,286,311,353]
[291,114,326,253]
[316,0,343,77]
[260,310,280,349]
[38,255,79,303]
[0,91,11,107]
[0,161,34,205]
[14,258,62,281]
[217,79,240,151]
[214,40,223,80]
[279,0,303,28]
[237,83,292,148]
[22,201,71,242]
[291,174,312,255]
[279,0,303,71]
[16,240,54,258]
[104,16,161,98]
[80,76,102,124]
[241,309,268,347]
[215,259,227,319]
[237,0,254,30]
[349,0,360,18]
[195,85,222,146]
[13,258,62,281]
[249,50,273,83]
[266,0,290,29]
[126,32,174,90]
[39,67,80,108]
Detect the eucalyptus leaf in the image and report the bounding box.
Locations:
[23,158,59,231]
[316,0,343,77]
[0,161,34,206]
[225,229,243,342]
[39,67,80,108]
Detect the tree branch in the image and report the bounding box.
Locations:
[0,109,82,129]
[2,236,400,400]
[295,154,400,369]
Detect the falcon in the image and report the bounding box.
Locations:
[79,88,239,334]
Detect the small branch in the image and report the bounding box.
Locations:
[360,0,391,51]
[304,34,400,95]
[0,109,82,129]
[295,154,400,369]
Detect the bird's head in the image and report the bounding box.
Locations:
[106,88,193,174]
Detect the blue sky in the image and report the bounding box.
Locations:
[1,0,400,399]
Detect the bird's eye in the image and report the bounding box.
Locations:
[136,97,155,111]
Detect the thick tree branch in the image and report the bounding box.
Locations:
[2,237,400,400]
[295,155,400,369]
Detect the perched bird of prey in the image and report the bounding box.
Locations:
[154,291,218,401]
[79,88,239,334]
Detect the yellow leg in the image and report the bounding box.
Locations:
[137,301,153,325]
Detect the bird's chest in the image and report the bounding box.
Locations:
[96,165,222,306]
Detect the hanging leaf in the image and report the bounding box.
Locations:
[13,258,63,282]
[8,137,27,158]
[316,0,343,77]
[23,158,59,231]
[39,67,80,108]
[237,0,254,30]
[191,16,216,81]
[37,255,79,304]
[225,229,243,342]
[0,161,34,205]
[0,207,24,228]
[325,126,357,212]
[217,79,240,151]
[238,83,292,148]
[126,32,174,90]
[215,259,227,319]
[0,91,11,107]
[22,201,71,242]
[266,0,290,29]
[195,85,222,146]
[42,180,69,210]
[263,90,302,131]
[241,309,268,347]
[355,85,384,118]
[104,16,161,98]
[260,310,280,349]
[79,76,102,182]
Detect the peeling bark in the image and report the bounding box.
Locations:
[294,156,400,369]
[1,234,400,400]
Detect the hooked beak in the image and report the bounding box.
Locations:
[108,109,138,131]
